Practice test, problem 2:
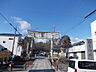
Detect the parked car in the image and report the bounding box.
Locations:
[67,59,96,72]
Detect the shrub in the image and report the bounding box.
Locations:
[58,55,69,64]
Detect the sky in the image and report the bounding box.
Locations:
[0,0,96,43]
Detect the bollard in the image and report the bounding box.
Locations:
[29,61,31,65]
[9,61,12,71]
[10,64,12,71]
[30,61,31,68]
[28,62,29,67]
[56,64,58,71]
[53,62,58,71]
[27,62,29,67]
[25,63,26,70]
[27,62,28,67]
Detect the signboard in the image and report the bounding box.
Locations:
[16,45,22,56]
[85,39,94,60]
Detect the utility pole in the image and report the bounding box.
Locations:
[12,27,17,54]
[10,27,17,71]
[53,25,55,32]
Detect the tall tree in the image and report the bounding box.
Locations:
[59,35,71,57]
[59,35,71,48]
[34,42,50,52]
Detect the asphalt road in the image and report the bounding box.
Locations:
[28,56,55,72]
[4,56,56,72]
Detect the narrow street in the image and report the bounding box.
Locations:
[28,57,55,72]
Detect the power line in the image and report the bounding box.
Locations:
[84,9,96,19]
[64,19,85,34]
[0,12,21,34]
[64,9,96,34]
[0,13,22,71]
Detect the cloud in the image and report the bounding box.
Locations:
[16,21,31,30]
[12,16,22,21]
[11,16,31,34]
[70,37,83,44]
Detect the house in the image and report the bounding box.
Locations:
[0,33,22,56]
[68,20,96,60]
[68,39,94,60]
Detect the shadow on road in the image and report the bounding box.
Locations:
[29,69,55,72]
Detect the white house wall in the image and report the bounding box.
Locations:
[69,45,85,53]
[93,52,96,60]
[91,20,96,60]
[91,20,96,50]
[0,36,19,55]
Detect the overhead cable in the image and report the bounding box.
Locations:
[0,12,21,34]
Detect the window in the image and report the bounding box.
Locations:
[74,52,77,58]
[9,38,13,40]
[69,60,75,69]
[81,52,85,59]
[3,41,6,43]
[78,61,96,70]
